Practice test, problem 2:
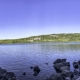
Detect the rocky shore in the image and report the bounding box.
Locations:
[30,59,80,80]
[0,67,17,80]
[46,59,80,80]
[1,58,80,80]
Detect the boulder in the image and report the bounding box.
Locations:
[6,72,16,78]
[49,73,63,80]
[0,68,7,74]
[54,62,70,73]
[53,59,66,64]
[53,59,62,64]
[54,63,64,72]
[62,59,66,63]
[33,66,40,72]
[62,70,74,79]
[33,66,40,76]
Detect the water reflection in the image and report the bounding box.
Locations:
[0,42,80,80]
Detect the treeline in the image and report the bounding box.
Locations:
[0,33,80,44]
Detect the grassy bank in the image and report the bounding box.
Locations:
[0,33,80,44]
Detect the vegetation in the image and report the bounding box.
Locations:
[0,33,80,44]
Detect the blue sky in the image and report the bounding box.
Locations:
[0,0,80,39]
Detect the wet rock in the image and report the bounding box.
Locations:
[78,60,80,65]
[45,76,49,80]
[6,72,16,78]
[0,67,17,80]
[33,66,40,76]
[49,73,63,80]
[33,71,38,76]
[62,59,66,63]
[74,69,79,75]
[53,59,66,64]
[72,75,80,80]
[53,59,62,64]
[54,63,64,72]
[65,77,71,80]
[60,66,70,72]
[62,70,74,79]
[30,66,34,69]
[0,68,7,74]
[22,72,26,75]
[33,66,40,72]
[73,62,79,69]
[63,62,70,67]
[78,65,80,74]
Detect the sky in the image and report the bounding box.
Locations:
[0,0,80,39]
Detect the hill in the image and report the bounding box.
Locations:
[0,33,80,44]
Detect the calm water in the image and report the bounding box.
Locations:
[0,42,80,80]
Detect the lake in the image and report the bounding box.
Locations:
[0,42,80,80]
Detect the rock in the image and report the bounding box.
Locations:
[22,72,26,75]
[73,62,79,69]
[33,66,40,76]
[45,76,49,80]
[54,62,70,73]
[78,60,80,65]
[11,77,17,80]
[63,62,70,67]
[6,72,16,78]
[62,70,74,79]
[54,63,64,72]
[76,76,80,80]
[72,75,80,80]
[78,65,80,74]
[33,66,40,72]
[33,71,38,76]
[53,59,62,64]
[54,59,66,64]
[0,68,7,74]
[0,67,17,80]
[30,66,34,69]
[62,59,66,63]
[74,69,79,75]
[60,66,70,72]
[45,63,48,65]
[65,77,71,80]
[49,73,63,80]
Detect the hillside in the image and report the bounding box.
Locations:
[0,33,80,44]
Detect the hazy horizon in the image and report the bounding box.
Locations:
[0,0,80,39]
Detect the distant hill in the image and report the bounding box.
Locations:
[0,33,80,44]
